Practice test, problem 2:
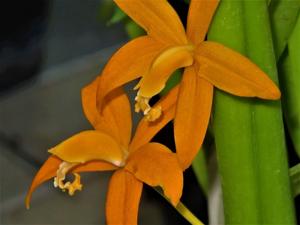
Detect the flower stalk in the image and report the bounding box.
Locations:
[154,188,204,225]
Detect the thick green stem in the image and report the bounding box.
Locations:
[208,1,260,223]
[243,1,295,223]
[208,0,296,224]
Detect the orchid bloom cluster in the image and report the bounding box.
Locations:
[26,0,281,224]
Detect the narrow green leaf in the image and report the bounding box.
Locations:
[290,164,300,197]
[269,0,300,60]
[107,7,127,25]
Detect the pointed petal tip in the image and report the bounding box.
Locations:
[271,87,281,100]
[260,86,281,100]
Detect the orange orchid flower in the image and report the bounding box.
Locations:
[96,0,281,170]
[26,77,182,225]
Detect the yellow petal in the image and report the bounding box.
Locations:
[106,169,143,225]
[114,0,187,45]
[174,67,213,170]
[97,36,165,110]
[195,41,281,99]
[49,130,125,166]
[130,85,179,152]
[137,45,194,98]
[26,156,116,209]
[187,0,220,44]
[126,143,183,206]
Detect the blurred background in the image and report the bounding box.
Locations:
[0,0,208,224]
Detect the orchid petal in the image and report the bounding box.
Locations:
[187,0,220,44]
[25,156,61,209]
[102,88,132,147]
[195,41,281,99]
[130,85,179,152]
[137,45,194,98]
[26,156,116,209]
[82,77,101,129]
[73,161,117,173]
[82,78,132,146]
[97,36,165,108]
[49,131,124,166]
[174,67,213,170]
[106,169,142,225]
[114,0,187,45]
[126,143,183,206]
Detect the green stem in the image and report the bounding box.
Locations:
[243,1,295,223]
[175,202,204,225]
[208,0,296,224]
[154,188,204,225]
[208,0,261,223]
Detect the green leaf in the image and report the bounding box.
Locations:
[107,7,127,25]
[290,164,300,197]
